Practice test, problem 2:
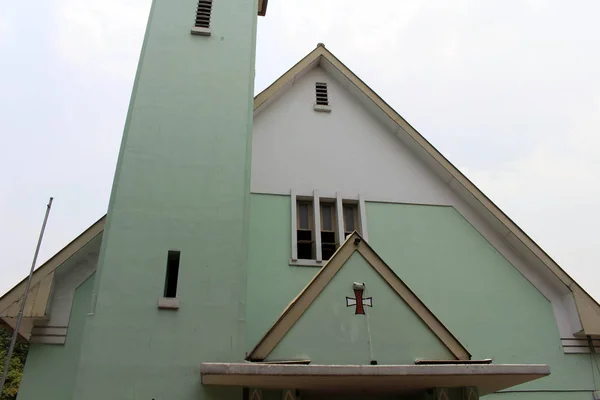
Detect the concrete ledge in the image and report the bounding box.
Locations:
[158,297,180,310]
[289,259,322,267]
[31,326,68,336]
[313,104,332,113]
[191,27,211,36]
[200,363,550,395]
[29,335,66,345]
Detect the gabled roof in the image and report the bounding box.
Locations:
[0,216,105,338]
[247,232,471,362]
[253,43,600,336]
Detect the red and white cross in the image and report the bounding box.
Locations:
[346,282,372,315]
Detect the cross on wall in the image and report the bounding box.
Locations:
[346,282,372,315]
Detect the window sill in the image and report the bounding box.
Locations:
[289,259,324,267]
[158,297,180,310]
[313,104,331,113]
[190,27,211,36]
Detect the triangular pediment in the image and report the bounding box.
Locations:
[247,232,470,363]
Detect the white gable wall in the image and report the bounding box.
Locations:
[250,65,582,345]
[252,67,454,204]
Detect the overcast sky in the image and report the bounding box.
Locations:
[1,0,599,301]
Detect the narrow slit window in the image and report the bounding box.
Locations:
[315,82,329,106]
[343,203,359,238]
[297,201,314,259]
[195,0,212,28]
[164,251,180,298]
[321,202,337,260]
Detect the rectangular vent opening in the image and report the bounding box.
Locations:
[316,82,329,106]
[195,0,212,28]
[164,251,180,298]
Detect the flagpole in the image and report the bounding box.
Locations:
[0,197,53,394]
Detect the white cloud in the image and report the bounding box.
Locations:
[54,0,150,78]
[0,16,14,46]
[526,0,549,14]
[465,96,600,297]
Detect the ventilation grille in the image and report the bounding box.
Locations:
[195,0,212,28]
[316,82,329,106]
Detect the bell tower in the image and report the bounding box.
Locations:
[71,0,268,398]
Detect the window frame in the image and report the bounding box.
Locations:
[290,190,368,267]
[296,199,315,260]
[164,250,181,298]
[342,202,359,239]
[158,250,181,310]
[319,200,338,261]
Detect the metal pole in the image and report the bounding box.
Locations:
[0,197,53,394]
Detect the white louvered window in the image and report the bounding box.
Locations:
[195,0,211,28]
[315,82,329,105]
[191,0,212,36]
[314,82,332,112]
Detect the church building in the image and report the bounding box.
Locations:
[3,1,600,399]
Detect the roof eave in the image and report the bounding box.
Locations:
[200,363,550,396]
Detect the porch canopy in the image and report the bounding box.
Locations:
[200,363,550,396]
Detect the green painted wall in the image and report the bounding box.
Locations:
[268,252,455,364]
[366,202,600,393]
[18,274,95,400]
[246,194,600,398]
[246,194,315,350]
[70,0,259,398]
